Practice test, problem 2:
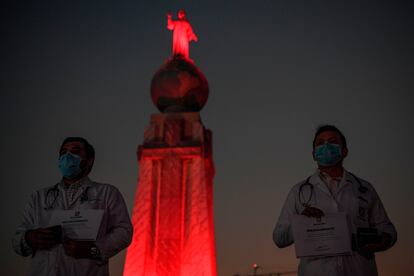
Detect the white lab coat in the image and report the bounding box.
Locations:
[273,170,397,276]
[12,177,133,276]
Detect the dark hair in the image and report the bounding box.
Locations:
[60,137,95,159]
[312,125,347,149]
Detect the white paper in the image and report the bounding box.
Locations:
[49,209,104,241]
[291,213,352,258]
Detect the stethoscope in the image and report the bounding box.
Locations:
[44,184,90,210]
[298,172,367,208]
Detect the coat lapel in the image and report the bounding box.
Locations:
[310,171,332,197]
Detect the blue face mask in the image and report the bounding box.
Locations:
[58,152,83,179]
[314,143,342,167]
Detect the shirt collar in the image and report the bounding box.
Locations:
[59,176,92,189]
[310,169,350,195]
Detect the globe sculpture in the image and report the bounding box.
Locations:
[151,56,209,113]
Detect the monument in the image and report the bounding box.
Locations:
[123,10,217,276]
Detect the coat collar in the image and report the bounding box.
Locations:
[58,176,92,189]
[58,176,93,208]
[309,169,353,196]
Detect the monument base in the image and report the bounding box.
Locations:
[123,112,216,276]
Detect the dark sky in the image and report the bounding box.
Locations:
[1,1,413,275]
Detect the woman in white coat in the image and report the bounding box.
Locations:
[273,125,397,276]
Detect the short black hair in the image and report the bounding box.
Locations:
[60,137,95,159]
[312,125,347,149]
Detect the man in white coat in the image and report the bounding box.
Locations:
[13,137,133,276]
[273,125,397,276]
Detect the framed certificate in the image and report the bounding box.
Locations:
[291,213,352,258]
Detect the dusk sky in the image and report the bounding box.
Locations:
[1,1,413,275]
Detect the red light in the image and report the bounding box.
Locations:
[123,133,216,275]
[167,10,198,59]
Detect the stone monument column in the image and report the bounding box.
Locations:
[123,12,216,275]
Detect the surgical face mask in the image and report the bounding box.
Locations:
[314,143,342,167]
[58,152,83,179]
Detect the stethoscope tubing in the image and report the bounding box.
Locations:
[44,184,90,210]
[298,173,367,208]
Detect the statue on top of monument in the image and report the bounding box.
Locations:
[150,9,208,113]
[167,9,198,60]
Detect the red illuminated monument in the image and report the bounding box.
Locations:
[123,10,217,276]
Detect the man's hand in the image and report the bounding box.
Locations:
[63,240,95,259]
[301,207,324,218]
[358,232,392,259]
[25,228,60,250]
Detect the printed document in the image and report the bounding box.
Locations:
[291,213,352,258]
[49,209,104,241]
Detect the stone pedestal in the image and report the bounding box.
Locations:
[123,112,216,276]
